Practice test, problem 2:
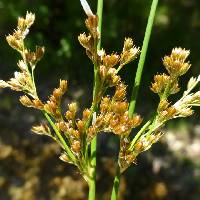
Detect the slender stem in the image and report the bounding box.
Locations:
[111,1,159,199]
[43,111,76,163]
[111,165,121,200]
[88,0,104,200]
[97,0,103,49]
[128,0,159,118]
[129,120,151,151]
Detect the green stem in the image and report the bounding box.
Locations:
[111,0,159,199]
[129,120,151,151]
[43,111,76,163]
[97,0,103,49]
[111,165,121,200]
[128,0,159,118]
[88,0,104,200]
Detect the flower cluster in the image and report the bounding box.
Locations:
[78,13,140,104]
[116,48,200,172]
[150,49,199,124]
[44,80,68,119]
[0,4,199,189]
[87,83,142,142]
[151,48,191,99]
[0,12,44,99]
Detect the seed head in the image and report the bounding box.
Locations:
[31,123,51,136]
[163,47,191,77]
[25,12,35,28]
[6,34,23,51]
[59,153,70,163]
[120,38,140,66]
[78,33,92,51]
[103,54,119,69]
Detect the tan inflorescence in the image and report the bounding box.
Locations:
[151,48,191,100]
[78,15,140,91]
[117,48,200,172]
[0,12,44,99]
[44,80,68,119]
[87,84,142,142]
[1,9,199,178]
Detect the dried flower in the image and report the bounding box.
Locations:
[6,34,23,51]
[120,38,140,66]
[78,33,92,51]
[150,74,179,96]
[31,123,51,136]
[44,80,68,119]
[59,153,71,163]
[163,47,191,77]
[103,54,119,69]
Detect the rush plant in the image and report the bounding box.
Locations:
[0,0,199,199]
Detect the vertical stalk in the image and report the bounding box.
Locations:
[128,0,159,118]
[111,165,121,200]
[111,0,159,199]
[88,0,104,200]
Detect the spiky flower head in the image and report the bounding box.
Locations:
[163,47,191,77]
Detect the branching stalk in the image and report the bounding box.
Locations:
[43,111,76,163]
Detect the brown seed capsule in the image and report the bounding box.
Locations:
[65,111,74,120]
[103,54,119,69]
[123,38,134,51]
[158,100,170,112]
[59,153,70,163]
[57,121,69,132]
[35,46,45,61]
[113,124,129,135]
[87,126,97,140]
[71,140,81,153]
[150,74,170,95]
[161,106,177,119]
[82,108,91,121]
[114,83,127,101]
[72,130,81,138]
[130,115,142,128]
[33,99,44,109]
[18,17,26,31]
[111,101,128,114]
[100,97,110,113]
[120,38,140,66]
[120,114,129,123]
[25,50,36,64]
[6,35,22,51]
[31,123,51,136]
[100,65,107,79]
[19,95,33,107]
[134,141,144,152]
[85,15,99,39]
[53,88,62,101]
[110,74,121,86]
[68,102,77,113]
[125,153,135,164]
[109,115,120,128]
[76,120,85,132]
[25,12,35,28]
[59,80,68,93]
[78,33,92,50]
[163,48,191,76]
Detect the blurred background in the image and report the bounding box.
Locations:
[0,0,199,199]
